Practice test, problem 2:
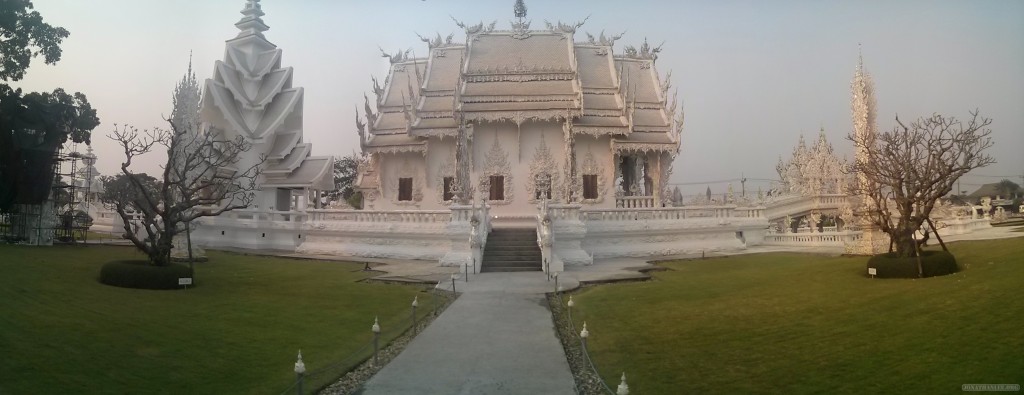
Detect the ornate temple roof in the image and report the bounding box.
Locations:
[201,0,334,191]
[359,3,683,154]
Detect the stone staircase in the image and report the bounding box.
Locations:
[481,228,542,272]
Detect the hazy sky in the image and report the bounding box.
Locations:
[13,0,1024,195]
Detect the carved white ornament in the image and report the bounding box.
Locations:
[479,137,513,205]
[435,153,456,204]
[526,136,562,203]
[776,131,848,196]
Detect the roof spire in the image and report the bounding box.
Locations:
[857,42,864,72]
[235,0,270,39]
[514,0,528,20]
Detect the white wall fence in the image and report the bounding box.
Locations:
[763,231,863,247]
[194,204,492,268]
[579,205,769,259]
[764,194,848,221]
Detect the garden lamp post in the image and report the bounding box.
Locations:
[411,296,419,333]
[372,317,381,366]
[580,321,589,350]
[617,372,629,395]
[293,350,305,395]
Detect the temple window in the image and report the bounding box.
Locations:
[489,175,505,201]
[583,174,598,200]
[442,177,454,202]
[398,177,413,201]
[535,174,552,200]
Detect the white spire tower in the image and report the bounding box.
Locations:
[846,46,888,254]
[195,0,334,250]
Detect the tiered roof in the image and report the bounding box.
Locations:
[358,9,683,156]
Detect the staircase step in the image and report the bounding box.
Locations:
[480,229,544,273]
[483,260,541,267]
[484,252,542,257]
[481,266,541,273]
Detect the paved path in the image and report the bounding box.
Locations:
[356,272,577,395]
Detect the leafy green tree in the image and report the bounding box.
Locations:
[0,0,70,81]
[995,179,1020,199]
[331,152,363,209]
[0,1,98,213]
[98,173,162,213]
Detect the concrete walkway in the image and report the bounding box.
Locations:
[356,272,577,395]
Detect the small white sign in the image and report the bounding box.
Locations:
[867,268,877,276]
[178,278,193,286]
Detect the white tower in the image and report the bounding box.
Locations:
[846,47,888,255]
[200,0,334,213]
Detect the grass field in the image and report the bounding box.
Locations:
[570,237,1024,394]
[0,244,439,394]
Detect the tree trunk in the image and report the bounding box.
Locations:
[891,230,917,259]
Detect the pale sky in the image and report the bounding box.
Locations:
[13,0,1024,195]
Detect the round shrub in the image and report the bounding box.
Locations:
[866,251,958,279]
[99,260,193,290]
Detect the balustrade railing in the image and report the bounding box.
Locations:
[546,204,583,222]
[219,209,308,223]
[615,196,657,208]
[763,231,862,244]
[582,205,764,222]
[306,209,450,224]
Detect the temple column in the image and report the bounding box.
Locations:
[651,153,662,206]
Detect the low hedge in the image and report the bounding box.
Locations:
[866,250,959,278]
[99,260,193,290]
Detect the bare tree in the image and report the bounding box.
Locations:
[848,110,994,262]
[109,121,263,266]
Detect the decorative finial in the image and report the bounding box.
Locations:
[514,0,527,19]
[235,0,269,38]
[857,43,865,73]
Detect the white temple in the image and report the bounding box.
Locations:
[353,14,683,219]
[188,1,769,270]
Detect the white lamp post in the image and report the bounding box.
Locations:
[617,372,629,395]
[293,350,305,395]
[411,296,419,333]
[371,317,381,365]
[580,321,589,350]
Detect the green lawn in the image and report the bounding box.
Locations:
[0,244,440,394]
[570,237,1024,394]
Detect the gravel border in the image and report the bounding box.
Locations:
[547,289,612,395]
[318,289,458,395]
